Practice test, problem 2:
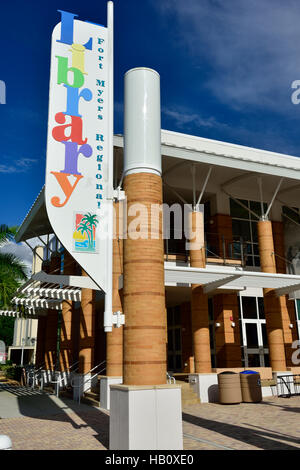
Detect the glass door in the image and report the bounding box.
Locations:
[167,306,182,372]
[240,296,269,367]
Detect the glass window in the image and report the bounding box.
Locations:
[264,354,270,367]
[251,222,258,242]
[230,198,265,267]
[232,219,251,240]
[174,329,181,351]
[254,257,261,267]
[175,354,182,370]
[261,324,268,347]
[208,298,214,321]
[167,330,173,350]
[247,353,261,367]
[249,201,267,218]
[242,297,258,319]
[245,324,259,348]
[297,300,300,320]
[174,306,181,326]
[209,324,214,350]
[258,298,265,319]
[167,308,173,325]
[230,198,249,219]
[283,206,300,224]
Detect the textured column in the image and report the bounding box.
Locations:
[207,214,233,259]
[59,250,77,371]
[106,201,123,376]
[123,173,166,385]
[272,221,298,366]
[258,220,286,371]
[189,210,212,373]
[44,253,61,370]
[180,302,194,373]
[35,316,47,367]
[78,270,95,374]
[213,293,242,367]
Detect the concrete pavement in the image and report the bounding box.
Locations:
[1,382,300,450]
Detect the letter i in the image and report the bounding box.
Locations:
[71,44,87,75]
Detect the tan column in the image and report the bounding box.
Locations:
[35,316,47,366]
[189,210,212,373]
[123,173,166,385]
[44,253,61,369]
[78,270,95,374]
[106,201,123,376]
[59,250,77,371]
[258,220,286,371]
[213,293,242,367]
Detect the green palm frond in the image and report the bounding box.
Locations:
[0,252,28,281]
[0,225,19,247]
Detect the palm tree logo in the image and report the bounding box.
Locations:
[76,213,99,252]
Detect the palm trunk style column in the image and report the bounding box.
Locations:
[258,219,287,371]
[44,253,61,371]
[123,172,166,385]
[79,270,95,375]
[59,250,77,371]
[110,68,182,450]
[189,209,212,373]
[106,201,123,376]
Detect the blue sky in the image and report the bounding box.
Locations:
[1,0,300,230]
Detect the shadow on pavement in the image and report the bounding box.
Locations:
[182,411,300,450]
[0,383,109,449]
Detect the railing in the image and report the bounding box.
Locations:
[164,232,248,266]
[71,360,106,405]
[277,374,300,398]
[167,371,176,385]
[50,361,80,397]
[26,364,44,389]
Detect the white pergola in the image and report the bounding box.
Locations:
[164,264,300,296]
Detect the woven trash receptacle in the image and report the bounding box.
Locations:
[240,371,262,403]
[218,371,242,404]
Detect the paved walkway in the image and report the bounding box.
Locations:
[0,382,299,450]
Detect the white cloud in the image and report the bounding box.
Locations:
[156,0,300,112]
[162,106,230,131]
[0,237,47,277]
[0,158,37,174]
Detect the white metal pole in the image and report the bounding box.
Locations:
[104,0,114,332]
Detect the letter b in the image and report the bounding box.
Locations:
[56,56,84,88]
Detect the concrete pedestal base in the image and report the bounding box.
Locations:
[273,371,295,396]
[99,376,122,410]
[109,384,183,450]
[189,373,219,403]
[72,373,97,401]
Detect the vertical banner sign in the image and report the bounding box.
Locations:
[45,8,113,297]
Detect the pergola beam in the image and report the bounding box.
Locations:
[203,274,242,294]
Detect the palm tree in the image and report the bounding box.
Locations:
[0,225,28,309]
[77,213,99,251]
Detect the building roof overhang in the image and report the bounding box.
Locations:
[16,132,300,243]
[164,264,300,296]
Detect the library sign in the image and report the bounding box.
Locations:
[45,9,112,293]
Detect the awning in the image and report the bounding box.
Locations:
[9,273,85,317]
[164,265,300,296]
[0,310,20,318]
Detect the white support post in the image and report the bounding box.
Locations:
[104,0,114,333]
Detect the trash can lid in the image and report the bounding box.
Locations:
[240,370,258,374]
[219,371,237,374]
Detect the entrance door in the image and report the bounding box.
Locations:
[240,296,269,367]
[167,306,182,372]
